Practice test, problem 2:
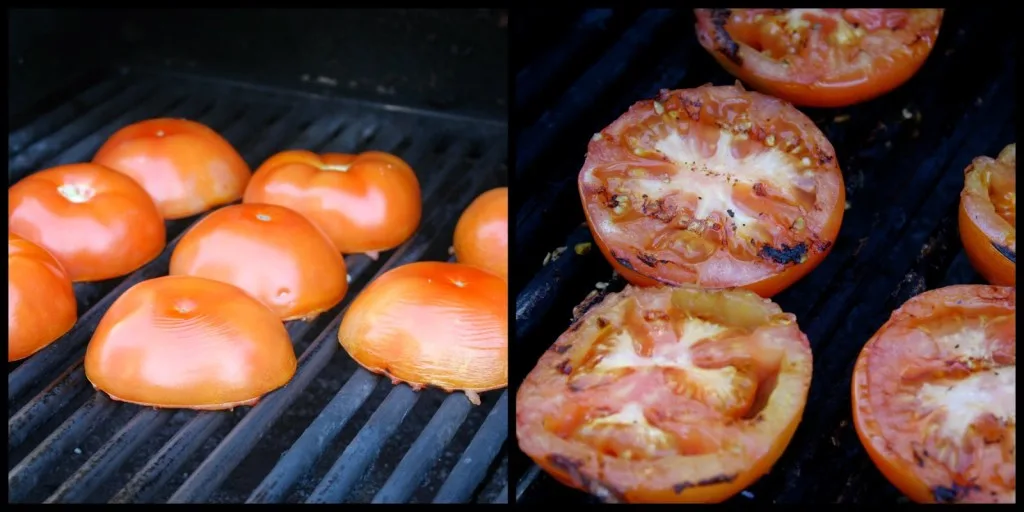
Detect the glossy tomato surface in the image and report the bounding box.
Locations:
[516,285,813,503]
[169,203,347,321]
[453,187,508,280]
[851,285,1015,503]
[85,275,296,410]
[338,261,507,405]
[93,118,251,219]
[579,84,844,297]
[959,144,1015,286]
[8,232,77,362]
[8,163,166,282]
[243,150,421,258]
[695,9,944,107]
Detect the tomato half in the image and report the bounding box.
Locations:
[85,275,297,410]
[93,118,251,219]
[579,84,844,297]
[338,261,507,405]
[169,203,348,321]
[516,285,813,503]
[8,163,167,282]
[959,144,1015,286]
[851,285,1015,504]
[695,9,944,107]
[8,232,77,362]
[453,187,508,280]
[243,150,421,259]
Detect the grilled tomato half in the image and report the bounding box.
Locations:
[579,84,844,297]
[8,163,166,282]
[959,143,1015,286]
[169,203,347,321]
[516,285,813,503]
[85,275,297,410]
[695,9,944,107]
[243,150,421,259]
[851,285,1015,504]
[8,232,77,362]
[454,187,508,280]
[338,261,508,405]
[93,118,251,219]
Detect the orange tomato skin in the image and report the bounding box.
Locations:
[958,144,1015,286]
[851,285,1015,504]
[338,261,507,401]
[243,150,421,256]
[8,233,78,362]
[93,118,251,220]
[454,187,508,280]
[85,275,297,410]
[8,163,167,282]
[695,9,944,108]
[169,203,348,321]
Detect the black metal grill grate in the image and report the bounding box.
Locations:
[512,8,1016,504]
[8,68,508,504]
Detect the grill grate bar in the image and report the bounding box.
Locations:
[371,393,474,504]
[245,370,379,503]
[8,394,119,503]
[304,386,421,504]
[161,140,504,504]
[432,390,508,504]
[8,362,88,450]
[110,412,226,504]
[514,9,675,181]
[45,407,171,503]
[9,78,123,154]
[493,484,509,504]
[8,81,158,181]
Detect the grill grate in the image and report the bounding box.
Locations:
[512,8,1016,504]
[8,68,508,504]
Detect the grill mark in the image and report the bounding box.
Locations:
[672,473,739,494]
[709,9,742,65]
[993,242,1015,263]
[547,454,627,503]
[759,242,809,265]
[932,482,980,503]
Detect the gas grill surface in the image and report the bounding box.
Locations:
[8,69,508,504]
[512,8,1015,504]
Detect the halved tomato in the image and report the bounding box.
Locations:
[453,187,508,280]
[338,261,507,405]
[93,118,251,219]
[851,285,1015,504]
[8,163,166,282]
[243,150,421,259]
[169,203,347,321]
[695,9,944,107]
[959,144,1015,286]
[579,84,844,297]
[85,275,297,410]
[8,232,77,362]
[516,285,813,503]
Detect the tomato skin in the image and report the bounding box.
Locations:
[8,163,167,282]
[169,203,347,321]
[84,275,297,410]
[851,285,1015,504]
[579,84,844,297]
[8,233,78,362]
[93,118,251,220]
[695,9,944,108]
[338,261,507,404]
[453,187,508,280]
[243,150,421,257]
[959,144,1015,286]
[516,285,813,503]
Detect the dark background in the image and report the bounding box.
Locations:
[511,7,1015,505]
[8,8,507,128]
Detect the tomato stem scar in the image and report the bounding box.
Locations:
[57,183,95,203]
